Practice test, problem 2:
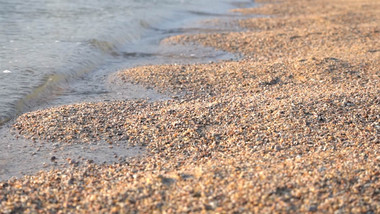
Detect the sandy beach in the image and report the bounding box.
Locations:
[1,0,379,213]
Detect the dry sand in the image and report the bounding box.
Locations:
[1,0,379,213]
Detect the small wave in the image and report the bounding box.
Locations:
[188,10,244,17]
[88,39,119,56]
[122,52,156,58]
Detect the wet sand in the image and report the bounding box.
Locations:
[1,0,379,213]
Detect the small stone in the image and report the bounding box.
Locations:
[309,205,318,212]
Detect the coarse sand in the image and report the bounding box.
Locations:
[1,0,379,213]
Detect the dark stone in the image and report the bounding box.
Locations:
[308,205,318,212]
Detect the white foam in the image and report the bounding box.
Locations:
[2,70,12,73]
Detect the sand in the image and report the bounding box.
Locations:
[1,0,379,213]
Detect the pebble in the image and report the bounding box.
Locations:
[1,0,379,213]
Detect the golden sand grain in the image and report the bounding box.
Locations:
[1,0,379,213]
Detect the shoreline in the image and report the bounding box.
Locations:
[1,0,380,213]
[0,0,245,128]
[0,2,241,181]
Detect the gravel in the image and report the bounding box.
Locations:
[1,0,379,212]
